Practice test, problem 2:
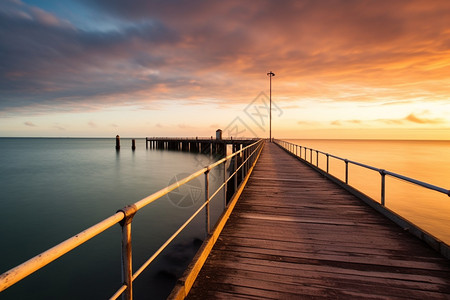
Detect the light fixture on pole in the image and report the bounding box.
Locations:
[267,71,275,142]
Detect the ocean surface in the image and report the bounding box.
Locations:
[0,138,226,300]
[286,139,450,246]
[0,138,449,299]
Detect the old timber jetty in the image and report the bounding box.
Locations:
[0,138,449,299]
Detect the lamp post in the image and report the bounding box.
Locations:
[267,71,275,142]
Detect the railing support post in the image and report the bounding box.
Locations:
[205,170,210,234]
[241,150,245,180]
[223,160,228,207]
[234,157,237,192]
[118,205,138,300]
[310,149,312,163]
[246,148,249,175]
[316,150,319,167]
[345,160,349,184]
[380,170,386,206]
[326,154,329,173]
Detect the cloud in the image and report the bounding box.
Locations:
[336,113,448,126]
[298,120,321,126]
[282,105,301,109]
[375,111,445,125]
[0,0,180,112]
[177,123,194,129]
[88,121,97,128]
[2,0,450,115]
[331,119,362,126]
[53,124,66,131]
[404,113,444,124]
[24,121,37,127]
[331,120,342,126]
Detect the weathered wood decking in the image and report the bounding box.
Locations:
[186,142,450,299]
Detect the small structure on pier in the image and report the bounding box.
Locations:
[216,129,222,140]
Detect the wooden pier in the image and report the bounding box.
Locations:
[145,137,256,155]
[176,142,450,299]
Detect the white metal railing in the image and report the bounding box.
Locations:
[0,139,265,299]
[274,139,450,206]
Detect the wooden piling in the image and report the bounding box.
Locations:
[132,139,136,151]
[115,135,120,150]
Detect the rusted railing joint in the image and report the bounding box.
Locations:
[118,205,138,226]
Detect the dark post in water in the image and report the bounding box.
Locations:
[115,135,120,150]
[132,139,136,151]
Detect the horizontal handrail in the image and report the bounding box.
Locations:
[276,140,450,197]
[0,212,124,292]
[383,170,449,195]
[0,139,265,299]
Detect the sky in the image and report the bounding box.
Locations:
[1,0,449,139]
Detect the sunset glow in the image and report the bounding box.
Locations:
[1,0,449,139]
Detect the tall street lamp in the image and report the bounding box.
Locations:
[267,71,275,142]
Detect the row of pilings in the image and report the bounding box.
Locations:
[145,138,250,156]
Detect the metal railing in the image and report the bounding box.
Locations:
[0,139,265,299]
[274,140,450,207]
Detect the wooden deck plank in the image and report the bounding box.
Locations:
[186,143,450,299]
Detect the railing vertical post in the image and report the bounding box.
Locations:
[205,170,210,234]
[326,154,329,173]
[244,148,248,176]
[118,205,138,300]
[345,160,349,184]
[223,160,228,207]
[310,149,312,163]
[246,148,249,175]
[234,156,237,193]
[380,170,386,206]
[316,150,319,167]
[241,149,245,180]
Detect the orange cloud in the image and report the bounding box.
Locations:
[333,113,446,126]
[404,113,445,124]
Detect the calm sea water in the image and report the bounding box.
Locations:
[0,138,226,300]
[1,138,449,299]
[286,139,450,245]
